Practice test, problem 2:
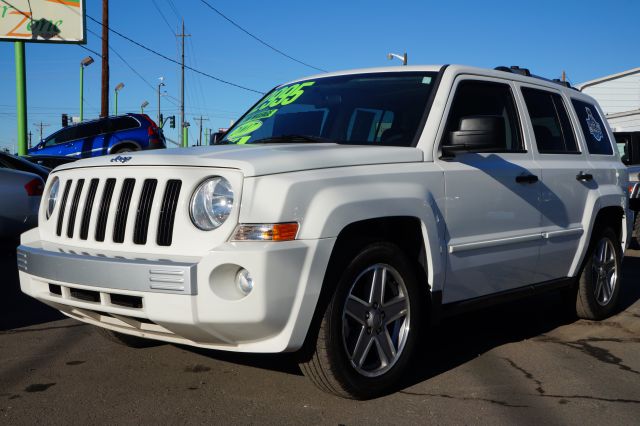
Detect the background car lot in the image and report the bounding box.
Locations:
[1,241,638,424]
[28,114,165,159]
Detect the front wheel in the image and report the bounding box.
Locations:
[299,242,425,399]
[575,227,623,320]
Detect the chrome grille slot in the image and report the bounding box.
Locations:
[56,180,72,237]
[133,179,158,245]
[157,180,182,246]
[80,179,100,240]
[95,178,116,242]
[66,179,85,238]
[113,178,136,243]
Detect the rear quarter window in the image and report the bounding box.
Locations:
[110,117,139,132]
[571,99,613,155]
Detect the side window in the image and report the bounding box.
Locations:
[571,99,613,155]
[521,88,578,154]
[44,127,77,146]
[75,122,101,140]
[444,80,523,152]
[110,117,139,132]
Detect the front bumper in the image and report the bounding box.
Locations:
[18,238,335,352]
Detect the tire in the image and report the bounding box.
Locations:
[94,326,161,348]
[112,146,135,154]
[575,227,623,320]
[299,242,425,399]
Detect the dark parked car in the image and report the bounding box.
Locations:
[28,113,165,158]
[0,153,45,241]
[0,151,50,181]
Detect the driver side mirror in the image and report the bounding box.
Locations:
[442,115,504,156]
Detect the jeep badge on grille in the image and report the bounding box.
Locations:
[111,155,132,164]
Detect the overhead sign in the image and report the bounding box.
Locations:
[0,0,85,43]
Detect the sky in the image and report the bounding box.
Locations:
[0,0,639,153]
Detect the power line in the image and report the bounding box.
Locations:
[86,27,179,107]
[151,0,176,35]
[164,0,181,19]
[77,44,101,57]
[199,0,327,73]
[85,14,264,94]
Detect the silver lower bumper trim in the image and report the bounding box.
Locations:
[17,244,198,295]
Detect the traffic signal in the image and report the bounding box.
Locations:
[169,116,175,128]
[62,113,68,127]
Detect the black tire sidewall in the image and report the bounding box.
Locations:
[324,242,424,398]
[578,227,623,319]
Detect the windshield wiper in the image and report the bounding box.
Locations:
[250,134,334,144]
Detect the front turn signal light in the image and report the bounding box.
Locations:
[232,223,299,241]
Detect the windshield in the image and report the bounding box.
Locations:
[222,72,439,147]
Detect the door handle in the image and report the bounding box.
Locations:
[515,174,539,184]
[576,172,593,182]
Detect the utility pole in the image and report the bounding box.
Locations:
[195,116,209,146]
[177,20,190,147]
[100,0,109,117]
[15,41,27,156]
[28,131,32,149]
[562,70,566,82]
[33,122,49,141]
[157,77,165,125]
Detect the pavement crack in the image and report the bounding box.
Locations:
[399,390,527,408]
[541,394,640,404]
[501,358,545,395]
[562,340,640,375]
[535,336,640,375]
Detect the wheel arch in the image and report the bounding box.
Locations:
[108,141,141,154]
[297,215,439,359]
[570,203,627,277]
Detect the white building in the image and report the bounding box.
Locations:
[579,67,640,132]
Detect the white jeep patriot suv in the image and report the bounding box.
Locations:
[18,65,631,399]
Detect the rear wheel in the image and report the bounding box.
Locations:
[299,242,424,399]
[575,227,622,320]
[112,146,135,154]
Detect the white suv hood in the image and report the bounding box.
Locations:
[54,144,424,177]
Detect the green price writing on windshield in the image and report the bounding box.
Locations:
[227,81,316,144]
[253,81,316,112]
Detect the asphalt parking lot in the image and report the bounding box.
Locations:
[1,242,639,425]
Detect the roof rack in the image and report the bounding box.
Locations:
[494,65,577,90]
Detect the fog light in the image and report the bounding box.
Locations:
[236,269,254,295]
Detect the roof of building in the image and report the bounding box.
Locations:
[578,67,640,91]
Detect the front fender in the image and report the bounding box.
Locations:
[239,163,447,292]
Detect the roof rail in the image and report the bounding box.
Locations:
[494,65,577,90]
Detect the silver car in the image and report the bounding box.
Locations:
[0,153,47,240]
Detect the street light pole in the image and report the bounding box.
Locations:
[387,52,408,66]
[114,82,124,115]
[141,100,149,114]
[80,56,94,122]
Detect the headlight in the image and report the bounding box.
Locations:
[189,177,234,230]
[45,177,59,220]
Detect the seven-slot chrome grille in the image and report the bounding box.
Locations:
[53,177,182,247]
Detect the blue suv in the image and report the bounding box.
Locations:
[29,114,166,158]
